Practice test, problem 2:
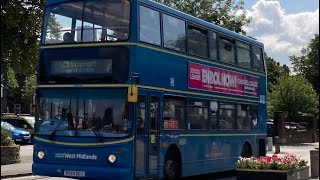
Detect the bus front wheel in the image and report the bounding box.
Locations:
[164,150,181,180]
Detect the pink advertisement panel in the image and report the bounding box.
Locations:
[188,62,259,97]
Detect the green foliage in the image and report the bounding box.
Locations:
[1,128,15,146]
[290,34,319,95]
[154,0,251,34]
[46,14,62,43]
[1,0,44,75]
[22,74,37,101]
[7,66,18,89]
[5,73,36,113]
[1,0,44,112]
[266,56,282,92]
[268,75,319,121]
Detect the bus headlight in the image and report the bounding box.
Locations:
[108,154,116,163]
[37,151,45,159]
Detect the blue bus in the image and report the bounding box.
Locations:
[32,0,267,179]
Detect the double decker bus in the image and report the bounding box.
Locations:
[32,0,267,179]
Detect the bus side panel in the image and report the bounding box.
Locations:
[181,135,237,176]
[160,133,263,177]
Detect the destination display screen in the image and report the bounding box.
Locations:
[39,46,129,83]
[50,59,112,75]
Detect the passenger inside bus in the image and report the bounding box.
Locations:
[62,32,76,43]
[120,103,130,132]
[89,112,102,130]
[219,110,233,129]
[103,108,114,130]
[137,117,144,134]
[81,113,91,130]
[61,108,76,130]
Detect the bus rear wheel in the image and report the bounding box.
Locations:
[164,151,181,180]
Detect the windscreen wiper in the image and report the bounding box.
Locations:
[90,128,104,143]
[83,113,103,143]
[48,117,66,141]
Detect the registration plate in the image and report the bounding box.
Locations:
[64,170,85,177]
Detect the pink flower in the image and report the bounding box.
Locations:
[236,153,308,170]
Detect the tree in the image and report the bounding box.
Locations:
[268,75,318,122]
[1,0,44,75]
[266,56,282,92]
[46,14,62,44]
[290,34,319,95]
[1,0,44,112]
[154,0,251,34]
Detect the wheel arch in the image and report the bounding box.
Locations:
[164,143,182,177]
[165,143,182,159]
[241,141,253,157]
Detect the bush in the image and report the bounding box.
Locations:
[1,128,15,146]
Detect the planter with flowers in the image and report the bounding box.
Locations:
[1,127,21,165]
[236,154,309,180]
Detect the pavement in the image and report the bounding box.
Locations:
[1,144,33,179]
[1,142,319,179]
[267,142,319,179]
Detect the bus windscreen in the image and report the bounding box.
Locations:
[36,89,131,138]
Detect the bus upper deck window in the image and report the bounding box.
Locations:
[139,6,161,46]
[163,14,186,52]
[236,41,251,68]
[43,0,130,44]
[187,25,208,57]
[252,46,265,72]
[219,36,235,64]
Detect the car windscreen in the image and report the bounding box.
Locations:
[22,117,35,128]
[1,121,15,130]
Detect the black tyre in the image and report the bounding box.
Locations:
[164,151,181,180]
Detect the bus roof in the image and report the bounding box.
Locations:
[141,0,263,47]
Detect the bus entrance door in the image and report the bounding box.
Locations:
[135,93,161,179]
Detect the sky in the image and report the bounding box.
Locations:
[242,0,319,67]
